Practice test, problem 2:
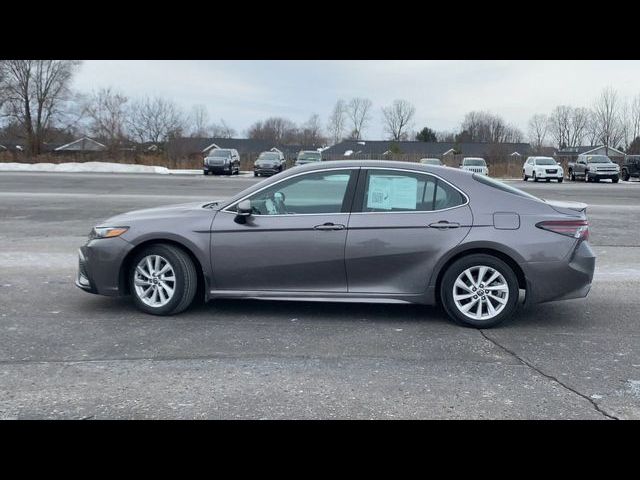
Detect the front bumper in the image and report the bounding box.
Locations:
[75,237,134,296]
[254,166,281,175]
[523,240,596,305]
[587,171,619,180]
[534,170,563,179]
[204,164,232,173]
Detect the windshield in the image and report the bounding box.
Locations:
[211,149,231,158]
[587,156,612,164]
[298,151,321,161]
[534,158,556,165]
[258,153,279,161]
[464,159,486,166]
[473,174,540,202]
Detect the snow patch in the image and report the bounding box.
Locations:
[0,161,171,174]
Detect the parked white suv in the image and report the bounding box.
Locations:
[460,157,488,175]
[523,156,563,183]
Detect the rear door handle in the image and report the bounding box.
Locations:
[314,223,345,231]
[429,221,460,229]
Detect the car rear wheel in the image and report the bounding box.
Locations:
[523,171,528,181]
[130,244,198,316]
[440,254,519,328]
[622,169,630,181]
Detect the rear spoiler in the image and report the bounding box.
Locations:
[543,199,588,215]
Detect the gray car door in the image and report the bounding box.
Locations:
[210,168,358,292]
[345,167,472,294]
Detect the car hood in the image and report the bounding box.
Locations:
[102,201,221,224]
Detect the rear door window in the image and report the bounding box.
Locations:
[359,169,466,212]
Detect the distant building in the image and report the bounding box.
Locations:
[554,145,626,165]
[54,137,107,152]
[167,137,322,161]
[322,140,531,159]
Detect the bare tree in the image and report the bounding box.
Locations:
[210,119,236,138]
[247,117,298,144]
[128,96,185,144]
[458,111,522,143]
[593,87,624,153]
[527,114,548,153]
[436,130,456,142]
[298,113,325,145]
[345,97,372,140]
[0,60,81,155]
[84,88,129,149]
[188,104,210,137]
[382,99,416,141]
[630,94,640,145]
[326,99,346,145]
[548,105,589,148]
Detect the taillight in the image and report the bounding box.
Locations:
[536,220,589,241]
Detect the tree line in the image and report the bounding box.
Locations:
[527,87,640,154]
[2,60,640,156]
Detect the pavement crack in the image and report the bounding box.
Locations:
[479,330,619,420]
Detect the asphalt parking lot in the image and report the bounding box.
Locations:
[1,171,639,419]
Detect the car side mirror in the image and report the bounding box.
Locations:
[235,199,252,224]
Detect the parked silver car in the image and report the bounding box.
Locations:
[76,160,595,328]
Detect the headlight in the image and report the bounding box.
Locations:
[89,226,129,240]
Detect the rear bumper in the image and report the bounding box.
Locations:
[523,241,596,304]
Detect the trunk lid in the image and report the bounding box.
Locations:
[543,199,588,216]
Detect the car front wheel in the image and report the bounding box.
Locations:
[130,244,198,316]
[440,254,519,328]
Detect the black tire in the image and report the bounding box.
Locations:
[612,176,619,183]
[254,172,258,177]
[523,171,528,181]
[558,177,563,183]
[545,178,550,182]
[569,170,575,181]
[440,254,520,329]
[622,170,630,181]
[130,244,198,316]
[533,172,538,182]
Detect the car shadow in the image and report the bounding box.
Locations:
[193,298,452,325]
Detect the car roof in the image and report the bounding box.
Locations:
[217,159,475,210]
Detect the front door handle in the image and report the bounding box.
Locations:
[429,221,460,229]
[314,223,345,231]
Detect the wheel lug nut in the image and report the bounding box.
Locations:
[473,295,478,299]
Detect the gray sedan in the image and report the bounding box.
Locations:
[76,160,595,328]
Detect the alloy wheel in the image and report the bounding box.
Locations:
[133,255,176,307]
[452,265,509,321]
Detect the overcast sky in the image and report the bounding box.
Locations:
[72,60,640,139]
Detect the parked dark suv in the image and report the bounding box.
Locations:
[254,151,286,177]
[621,155,640,181]
[204,148,240,176]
